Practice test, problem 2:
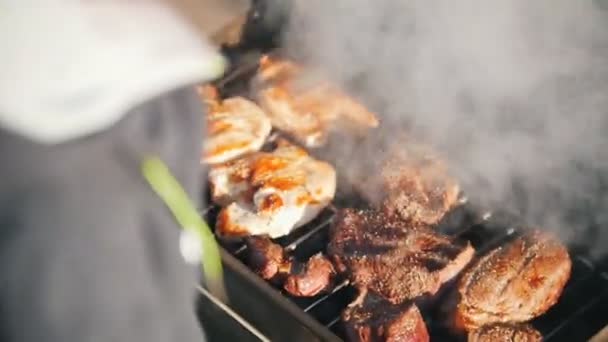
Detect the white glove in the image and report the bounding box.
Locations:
[0,2,226,144]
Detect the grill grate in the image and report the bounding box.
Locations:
[204,202,608,341]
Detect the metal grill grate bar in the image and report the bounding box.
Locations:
[304,280,350,312]
[534,273,608,336]
[285,206,337,252]
[545,288,608,341]
[551,290,608,341]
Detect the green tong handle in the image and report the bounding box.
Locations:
[141,157,227,303]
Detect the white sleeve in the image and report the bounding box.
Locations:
[0,1,226,144]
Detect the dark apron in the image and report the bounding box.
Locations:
[0,86,206,342]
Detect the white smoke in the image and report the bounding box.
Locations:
[281,0,608,257]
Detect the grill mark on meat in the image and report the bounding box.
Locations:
[514,236,571,320]
[459,247,500,301]
[495,236,542,306]
[460,239,533,316]
[452,230,571,331]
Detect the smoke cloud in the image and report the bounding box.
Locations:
[281,0,608,257]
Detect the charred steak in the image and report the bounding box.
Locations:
[328,209,475,304]
[468,323,542,342]
[343,291,429,342]
[451,230,571,332]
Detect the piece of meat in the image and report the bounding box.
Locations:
[358,143,460,226]
[209,139,336,238]
[451,230,571,332]
[468,323,542,342]
[245,236,335,296]
[284,253,335,297]
[198,85,272,165]
[253,55,379,147]
[328,209,475,304]
[245,236,291,280]
[343,291,429,342]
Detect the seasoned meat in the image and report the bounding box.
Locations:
[328,209,475,304]
[246,237,335,296]
[209,139,336,238]
[245,236,291,280]
[343,291,429,342]
[375,145,460,225]
[284,253,335,297]
[468,323,542,342]
[198,85,272,165]
[254,55,379,147]
[452,230,571,332]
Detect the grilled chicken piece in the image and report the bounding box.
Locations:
[343,291,429,342]
[253,56,379,147]
[358,143,460,226]
[468,323,542,342]
[328,209,475,304]
[198,85,272,164]
[209,139,336,238]
[451,231,571,332]
[284,253,335,297]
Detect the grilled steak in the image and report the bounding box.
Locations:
[451,230,571,332]
[343,291,429,342]
[468,323,542,342]
[380,148,460,225]
[357,144,460,225]
[246,237,335,296]
[328,209,475,304]
[284,253,335,297]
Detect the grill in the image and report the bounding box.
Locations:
[199,12,608,341]
[203,200,608,341]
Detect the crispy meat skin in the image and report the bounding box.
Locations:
[452,231,571,331]
[468,323,542,342]
[283,253,335,297]
[377,146,460,225]
[328,209,474,304]
[343,292,429,342]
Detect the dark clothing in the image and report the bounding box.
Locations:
[0,86,205,342]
